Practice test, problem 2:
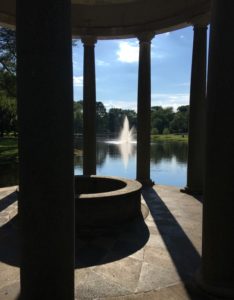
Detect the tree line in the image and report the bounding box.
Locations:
[0,27,17,136]
[0,26,189,136]
[74,100,189,135]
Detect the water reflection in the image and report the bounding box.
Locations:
[102,140,136,169]
[74,138,187,170]
[151,142,188,164]
[74,137,188,187]
[0,138,188,188]
[118,142,136,168]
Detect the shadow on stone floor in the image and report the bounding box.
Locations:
[0,215,20,267]
[75,215,149,268]
[180,189,203,204]
[0,213,149,269]
[193,195,203,204]
[0,191,17,212]
[142,187,201,299]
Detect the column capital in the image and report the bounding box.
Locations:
[137,31,155,44]
[193,23,208,30]
[81,36,97,46]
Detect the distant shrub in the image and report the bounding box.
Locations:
[151,128,159,135]
[163,128,170,135]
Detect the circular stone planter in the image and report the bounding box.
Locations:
[75,175,142,236]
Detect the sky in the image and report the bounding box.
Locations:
[72,26,195,112]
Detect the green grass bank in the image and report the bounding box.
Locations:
[151,134,188,142]
[0,137,18,164]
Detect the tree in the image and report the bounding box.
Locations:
[108,108,137,134]
[74,101,83,134]
[0,27,17,136]
[169,106,189,133]
[108,108,123,133]
[163,128,170,135]
[0,27,16,98]
[151,128,159,135]
[96,101,108,133]
[122,109,137,129]
[151,106,174,134]
[0,93,17,136]
[177,105,189,114]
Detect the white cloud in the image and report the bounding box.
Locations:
[96,59,110,67]
[117,41,139,63]
[165,32,170,36]
[73,76,83,87]
[151,93,189,111]
[150,42,167,60]
[103,100,137,111]
[97,93,189,112]
[117,40,167,62]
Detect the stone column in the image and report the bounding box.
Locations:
[183,24,207,195]
[198,1,234,298]
[16,1,74,299]
[136,32,154,186]
[82,36,97,175]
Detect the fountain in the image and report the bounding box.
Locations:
[119,116,136,144]
[104,116,136,168]
[118,116,136,168]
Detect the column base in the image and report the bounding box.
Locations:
[180,186,203,196]
[194,270,234,299]
[136,178,154,187]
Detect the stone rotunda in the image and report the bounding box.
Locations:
[0,0,234,299]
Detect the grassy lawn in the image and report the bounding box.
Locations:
[151,134,188,142]
[0,137,83,162]
[0,137,18,163]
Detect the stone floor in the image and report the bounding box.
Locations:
[0,184,210,300]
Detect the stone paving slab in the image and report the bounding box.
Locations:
[74,184,202,299]
[99,282,207,300]
[0,186,20,299]
[0,184,203,300]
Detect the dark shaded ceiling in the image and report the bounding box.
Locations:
[0,0,211,38]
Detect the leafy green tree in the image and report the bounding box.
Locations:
[108,108,124,133]
[0,27,17,136]
[151,128,159,135]
[177,105,189,114]
[96,101,108,133]
[169,105,189,133]
[151,106,174,134]
[0,27,16,98]
[74,100,83,134]
[74,100,110,134]
[108,108,137,134]
[122,109,137,129]
[163,128,170,135]
[0,93,17,136]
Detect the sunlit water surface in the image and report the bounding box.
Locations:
[0,137,187,188]
[74,137,188,188]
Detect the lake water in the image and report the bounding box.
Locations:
[0,138,188,188]
[74,137,188,188]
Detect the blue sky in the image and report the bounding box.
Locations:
[72,26,195,111]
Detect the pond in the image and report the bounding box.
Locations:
[74,137,188,188]
[0,138,188,188]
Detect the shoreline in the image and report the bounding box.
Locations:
[0,134,188,163]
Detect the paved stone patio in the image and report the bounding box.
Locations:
[0,184,209,299]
